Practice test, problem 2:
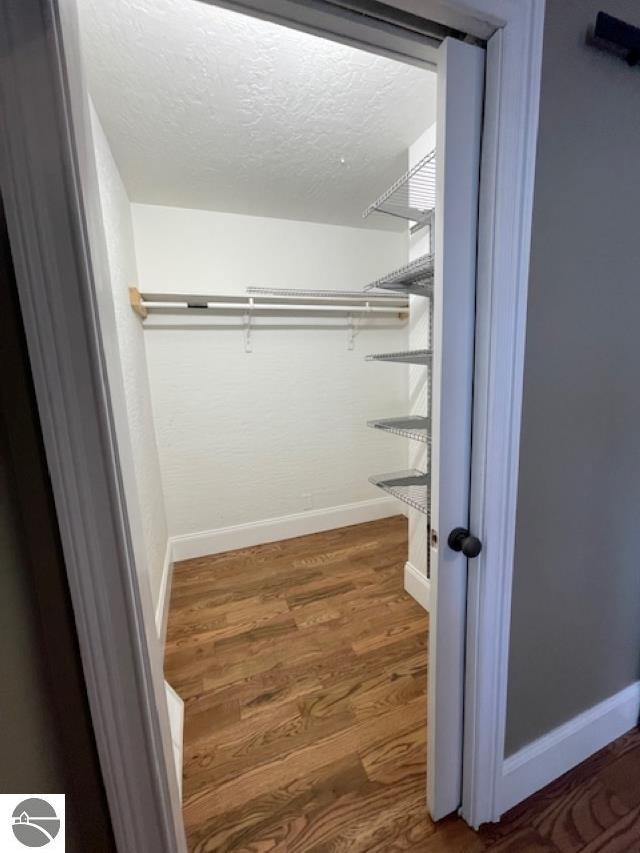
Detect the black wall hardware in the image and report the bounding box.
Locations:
[447,527,482,559]
[588,12,640,67]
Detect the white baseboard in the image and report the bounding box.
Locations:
[404,560,430,611]
[499,681,640,815]
[165,680,184,800]
[170,497,400,562]
[155,541,173,646]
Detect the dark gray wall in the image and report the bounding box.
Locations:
[0,204,115,851]
[0,420,66,791]
[506,0,640,756]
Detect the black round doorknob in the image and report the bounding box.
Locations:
[447,527,482,558]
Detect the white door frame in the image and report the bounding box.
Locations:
[457,2,545,826]
[0,0,543,849]
[428,36,485,821]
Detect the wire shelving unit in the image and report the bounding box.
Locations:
[245,287,404,302]
[363,148,437,578]
[367,416,431,445]
[362,149,436,235]
[365,349,431,365]
[364,255,434,297]
[368,470,430,516]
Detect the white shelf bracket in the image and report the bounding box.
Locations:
[347,312,356,350]
[243,301,253,353]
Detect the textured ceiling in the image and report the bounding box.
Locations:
[78,0,436,228]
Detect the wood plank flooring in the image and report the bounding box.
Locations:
[165,516,640,852]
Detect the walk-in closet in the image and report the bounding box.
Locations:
[76,0,483,847]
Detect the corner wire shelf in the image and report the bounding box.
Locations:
[369,470,430,516]
[364,254,434,297]
[362,149,436,235]
[367,416,431,445]
[365,349,431,365]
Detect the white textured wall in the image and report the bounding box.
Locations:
[132,204,411,538]
[91,108,169,612]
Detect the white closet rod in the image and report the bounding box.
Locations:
[129,288,408,320]
[144,301,405,314]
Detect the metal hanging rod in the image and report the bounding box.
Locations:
[143,301,406,314]
[128,287,407,353]
[129,287,409,320]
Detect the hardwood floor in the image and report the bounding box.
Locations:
[165,516,640,852]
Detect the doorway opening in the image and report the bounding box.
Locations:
[74,0,478,847]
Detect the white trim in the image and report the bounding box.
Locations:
[404,561,430,611]
[460,0,546,828]
[428,36,484,821]
[206,0,441,68]
[498,682,640,815]
[170,497,399,562]
[155,542,174,647]
[165,681,184,800]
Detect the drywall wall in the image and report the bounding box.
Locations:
[506,0,640,755]
[132,203,410,538]
[90,106,169,615]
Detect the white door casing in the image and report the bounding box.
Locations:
[428,37,485,821]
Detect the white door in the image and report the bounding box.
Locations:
[428,37,484,820]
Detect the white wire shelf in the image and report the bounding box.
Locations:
[364,255,434,297]
[369,469,430,516]
[366,349,432,365]
[362,149,436,234]
[246,287,405,302]
[367,416,431,445]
